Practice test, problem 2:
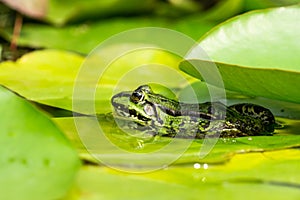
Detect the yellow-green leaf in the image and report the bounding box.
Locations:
[0,86,80,200]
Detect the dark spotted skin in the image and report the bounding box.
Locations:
[111,85,276,139]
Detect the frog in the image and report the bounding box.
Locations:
[111,85,276,139]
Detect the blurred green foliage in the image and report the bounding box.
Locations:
[0,1,300,200]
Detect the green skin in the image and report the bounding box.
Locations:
[111,85,276,139]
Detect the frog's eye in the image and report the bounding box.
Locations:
[130,91,145,103]
[136,85,152,94]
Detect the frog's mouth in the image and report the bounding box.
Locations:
[111,91,132,117]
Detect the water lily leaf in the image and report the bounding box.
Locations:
[54,115,300,166]
[0,50,84,111]
[144,149,300,187]
[0,86,80,200]
[0,49,190,114]
[45,0,156,25]
[0,17,216,54]
[180,5,300,104]
[64,149,300,199]
[198,0,243,21]
[180,60,300,104]
[164,0,243,21]
[244,0,300,10]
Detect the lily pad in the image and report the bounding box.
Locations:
[180,5,300,104]
[144,149,300,187]
[244,0,300,10]
[0,50,84,112]
[0,86,80,200]
[180,60,300,104]
[0,17,216,54]
[64,149,300,200]
[0,49,192,114]
[45,0,156,25]
[53,115,300,167]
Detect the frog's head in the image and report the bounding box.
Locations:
[111,85,157,124]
